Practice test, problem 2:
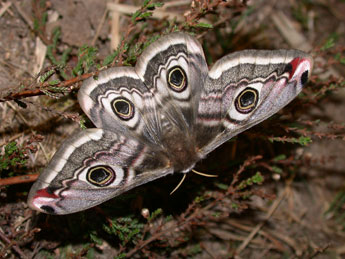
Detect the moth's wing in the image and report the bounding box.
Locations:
[135,32,208,137]
[78,32,209,148]
[28,129,172,215]
[78,67,163,145]
[196,49,313,155]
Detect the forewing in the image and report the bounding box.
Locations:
[78,67,163,145]
[28,129,172,214]
[135,32,208,136]
[196,49,313,155]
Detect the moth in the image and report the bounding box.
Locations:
[28,32,313,214]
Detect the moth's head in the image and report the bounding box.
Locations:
[224,51,313,128]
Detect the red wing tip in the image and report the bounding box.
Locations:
[28,188,59,214]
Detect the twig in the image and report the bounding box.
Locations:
[107,2,185,22]
[33,37,47,76]
[162,0,191,9]
[271,10,341,80]
[109,0,120,51]
[0,2,12,18]
[0,227,28,259]
[307,243,330,259]
[0,71,99,102]
[271,11,312,52]
[200,242,217,259]
[228,155,262,189]
[226,220,286,252]
[13,1,33,30]
[0,174,39,186]
[92,7,108,46]
[236,185,289,254]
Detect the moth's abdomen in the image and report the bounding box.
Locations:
[155,126,199,173]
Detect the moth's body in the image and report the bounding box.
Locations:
[160,132,199,173]
[28,32,313,214]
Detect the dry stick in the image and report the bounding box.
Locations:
[0,2,12,17]
[200,242,217,259]
[208,227,266,245]
[13,1,33,30]
[162,0,191,9]
[33,37,48,76]
[107,2,186,22]
[0,227,28,259]
[236,186,289,254]
[7,101,49,162]
[109,0,120,51]
[179,0,224,31]
[228,219,302,253]
[0,71,99,102]
[0,174,39,186]
[0,132,25,147]
[271,11,341,80]
[226,220,286,252]
[91,8,108,46]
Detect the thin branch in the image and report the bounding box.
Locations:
[0,174,39,186]
[0,71,99,102]
[236,184,290,254]
[0,227,28,259]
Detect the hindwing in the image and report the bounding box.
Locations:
[28,129,172,214]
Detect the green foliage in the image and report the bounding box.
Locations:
[86,247,96,259]
[32,0,48,34]
[292,2,309,29]
[187,244,202,256]
[132,1,164,23]
[194,195,205,203]
[40,85,71,99]
[334,53,345,65]
[0,141,27,174]
[103,49,121,67]
[325,189,345,229]
[73,45,98,76]
[89,231,103,245]
[115,253,127,259]
[79,117,87,130]
[229,6,255,33]
[148,208,162,221]
[237,172,264,190]
[215,182,228,190]
[195,22,213,29]
[231,203,239,209]
[273,154,287,162]
[321,33,339,51]
[271,166,283,174]
[48,79,60,85]
[103,216,144,246]
[36,250,56,259]
[269,136,312,146]
[39,69,55,83]
[46,27,71,80]
[52,26,61,48]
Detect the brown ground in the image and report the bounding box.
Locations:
[0,0,344,258]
